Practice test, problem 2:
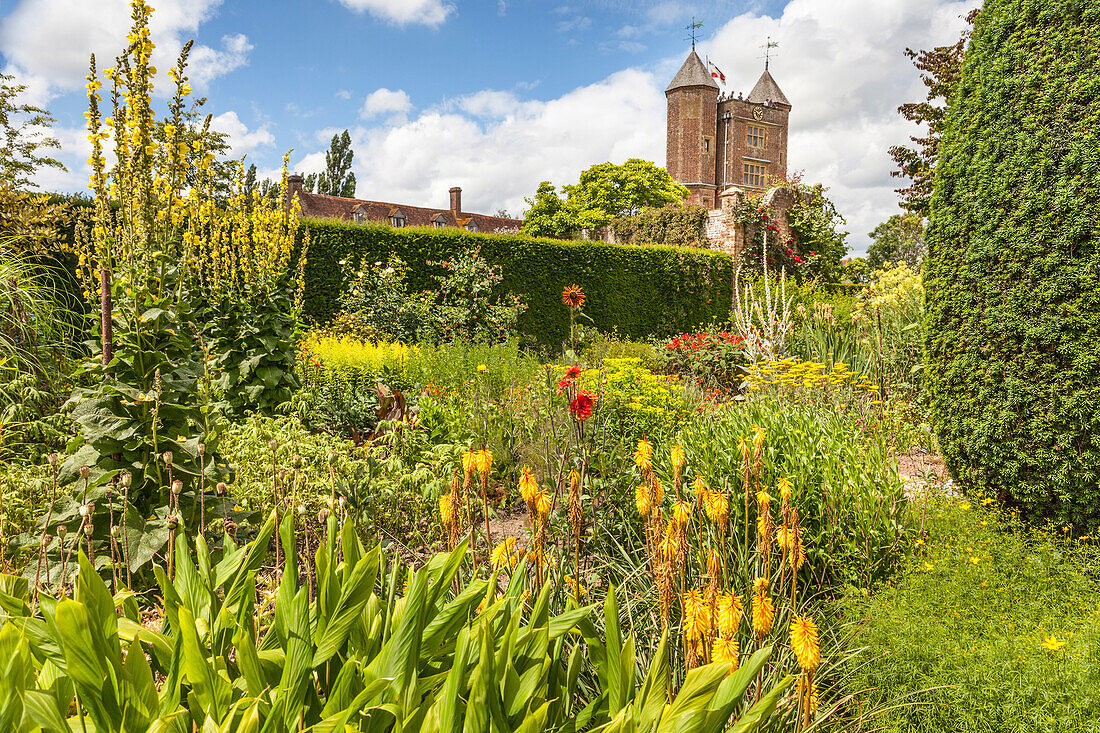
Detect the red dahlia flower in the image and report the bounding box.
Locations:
[569,391,596,421]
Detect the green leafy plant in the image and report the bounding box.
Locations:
[923,0,1100,525]
[0,512,795,732]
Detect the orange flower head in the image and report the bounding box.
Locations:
[704,491,729,524]
[712,636,740,672]
[692,475,706,496]
[671,500,693,528]
[535,491,553,519]
[462,449,478,478]
[568,468,581,494]
[789,615,821,672]
[476,449,493,479]
[561,284,585,309]
[752,591,775,639]
[635,484,651,517]
[716,592,743,638]
[671,445,686,473]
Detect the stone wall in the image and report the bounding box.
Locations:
[704,185,799,264]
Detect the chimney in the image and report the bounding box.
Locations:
[286,174,304,212]
[449,186,462,214]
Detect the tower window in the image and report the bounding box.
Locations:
[704,137,711,152]
[744,163,767,188]
[747,125,766,148]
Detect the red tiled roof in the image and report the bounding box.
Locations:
[294,190,522,233]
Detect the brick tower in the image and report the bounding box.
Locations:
[667,49,791,208]
[665,50,720,209]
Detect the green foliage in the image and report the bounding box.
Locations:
[564,158,690,229]
[522,181,577,239]
[0,516,791,732]
[66,258,228,510]
[587,358,690,443]
[786,184,849,281]
[302,219,734,348]
[656,331,747,393]
[206,288,299,418]
[923,0,1100,525]
[337,254,421,342]
[866,213,926,271]
[522,160,689,237]
[303,129,356,198]
[0,72,65,188]
[422,245,526,343]
[839,494,1100,732]
[0,249,79,460]
[679,399,912,587]
[611,203,709,248]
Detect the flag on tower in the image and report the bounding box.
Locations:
[708,59,726,83]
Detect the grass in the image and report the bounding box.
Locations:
[836,491,1100,732]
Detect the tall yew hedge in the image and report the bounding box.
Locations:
[924,0,1100,524]
[302,219,734,348]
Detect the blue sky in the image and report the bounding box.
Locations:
[0,0,977,254]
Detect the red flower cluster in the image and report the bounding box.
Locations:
[569,390,596,421]
[664,331,745,354]
[557,364,581,395]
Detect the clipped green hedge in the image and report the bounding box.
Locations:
[924,0,1100,525]
[302,219,734,347]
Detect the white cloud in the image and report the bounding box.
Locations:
[360,88,414,122]
[699,0,979,253]
[209,111,275,156]
[0,0,246,100]
[333,0,453,26]
[187,34,253,88]
[293,68,664,216]
[335,89,352,100]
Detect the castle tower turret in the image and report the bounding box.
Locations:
[665,50,720,208]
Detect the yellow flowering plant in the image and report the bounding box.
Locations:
[58,0,303,568]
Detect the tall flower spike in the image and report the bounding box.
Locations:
[789,615,821,673]
[635,484,652,517]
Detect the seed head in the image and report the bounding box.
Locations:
[120,472,132,488]
[79,465,91,479]
[48,452,58,467]
[111,525,120,538]
[216,481,227,496]
[171,479,183,495]
[167,515,178,528]
[197,442,206,456]
[268,438,279,451]
[162,451,173,466]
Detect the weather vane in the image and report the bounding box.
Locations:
[760,36,779,70]
[685,17,703,49]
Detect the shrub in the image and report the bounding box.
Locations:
[656,330,746,392]
[677,398,910,588]
[300,219,734,348]
[838,494,1100,732]
[586,358,689,442]
[610,202,709,247]
[923,0,1100,525]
